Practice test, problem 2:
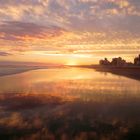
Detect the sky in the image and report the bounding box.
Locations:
[0,0,140,65]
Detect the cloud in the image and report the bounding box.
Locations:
[0,0,139,58]
[0,21,66,41]
[0,1,46,21]
[0,0,139,34]
[0,51,12,56]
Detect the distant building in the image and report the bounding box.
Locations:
[134,54,140,66]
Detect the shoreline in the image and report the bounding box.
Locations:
[0,67,43,77]
[0,65,66,77]
[96,66,140,81]
[1,65,140,81]
[74,65,140,81]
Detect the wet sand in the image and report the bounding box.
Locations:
[75,65,140,81]
[95,66,140,81]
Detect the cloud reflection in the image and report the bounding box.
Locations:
[0,68,140,139]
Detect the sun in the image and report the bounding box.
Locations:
[66,60,78,66]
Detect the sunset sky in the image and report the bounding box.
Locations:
[0,0,140,65]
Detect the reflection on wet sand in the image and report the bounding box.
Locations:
[0,68,140,140]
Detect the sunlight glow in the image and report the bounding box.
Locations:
[66,60,78,66]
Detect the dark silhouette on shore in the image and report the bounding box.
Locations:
[134,54,140,66]
[99,56,135,67]
[75,54,140,81]
[97,54,140,81]
[100,54,140,67]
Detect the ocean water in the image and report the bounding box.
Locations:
[0,68,140,140]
